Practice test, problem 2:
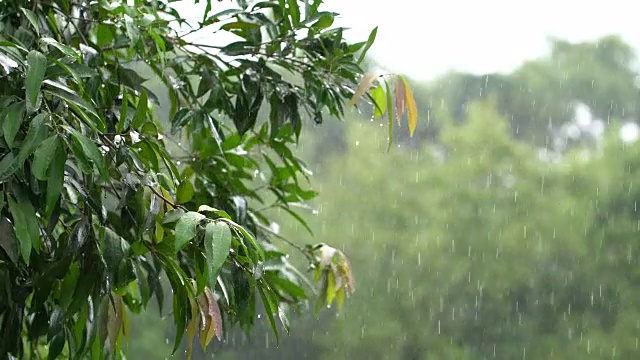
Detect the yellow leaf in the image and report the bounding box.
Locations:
[401,77,418,137]
[393,76,406,125]
[348,72,378,108]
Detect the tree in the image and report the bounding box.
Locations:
[0,0,404,358]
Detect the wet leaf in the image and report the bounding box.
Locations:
[26,51,47,109]
[18,112,49,162]
[204,221,232,288]
[7,194,39,264]
[176,180,194,204]
[348,72,378,108]
[401,76,418,137]
[174,211,205,252]
[2,101,26,148]
[370,83,386,118]
[393,76,406,125]
[357,26,377,63]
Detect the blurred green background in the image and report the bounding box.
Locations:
[129,35,640,359]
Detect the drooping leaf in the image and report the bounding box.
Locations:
[18,112,49,162]
[393,75,406,124]
[25,51,47,109]
[45,142,67,216]
[258,284,279,344]
[370,84,387,118]
[401,76,418,137]
[174,211,206,252]
[0,153,19,182]
[2,101,26,148]
[176,180,194,204]
[131,89,148,129]
[7,194,39,264]
[348,72,378,108]
[204,221,232,288]
[384,79,394,152]
[32,135,60,180]
[64,126,108,180]
[21,8,40,35]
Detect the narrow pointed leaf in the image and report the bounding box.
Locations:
[46,143,67,216]
[26,51,47,109]
[32,135,60,180]
[384,79,394,152]
[2,101,26,148]
[357,26,377,64]
[393,76,406,124]
[370,84,386,118]
[401,76,418,137]
[348,72,378,108]
[18,112,49,162]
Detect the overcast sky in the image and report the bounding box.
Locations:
[174,0,640,81]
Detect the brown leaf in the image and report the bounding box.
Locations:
[393,76,406,125]
[198,287,224,348]
[348,72,378,108]
[205,288,224,341]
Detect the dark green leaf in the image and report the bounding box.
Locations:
[64,126,108,181]
[0,153,19,183]
[18,112,49,162]
[7,194,39,264]
[26,51,47,109]
[257,284,279,344]
[45,142,67,216]
[32,135,60,180]
[2,101,26,148]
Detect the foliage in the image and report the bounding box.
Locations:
[0,0,427,358]
[213,97,640,359]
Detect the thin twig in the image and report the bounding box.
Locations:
[147,185,187,211]
[255,222,311,260]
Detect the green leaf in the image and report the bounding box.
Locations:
[26,51,47,109]
[21,8,40,35]
[45,142,67,216]
[370,84,387,118]
[64,126,108,181]
[2,101,26,148]
[8,194,39,264]
[176,180,194,204]
[357,26,377,64]
[18,112,49,162]
[32,135,60,180]
[174,211,206,252]
[131,89,148,129]
[384,79,394,152]
[48,333,65,360]
[96,24,114,47]
[0,153,19,183]
[287,0,300,25]
[40,37,80,61]
[257,284,279,344]
[204,222,232,288]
